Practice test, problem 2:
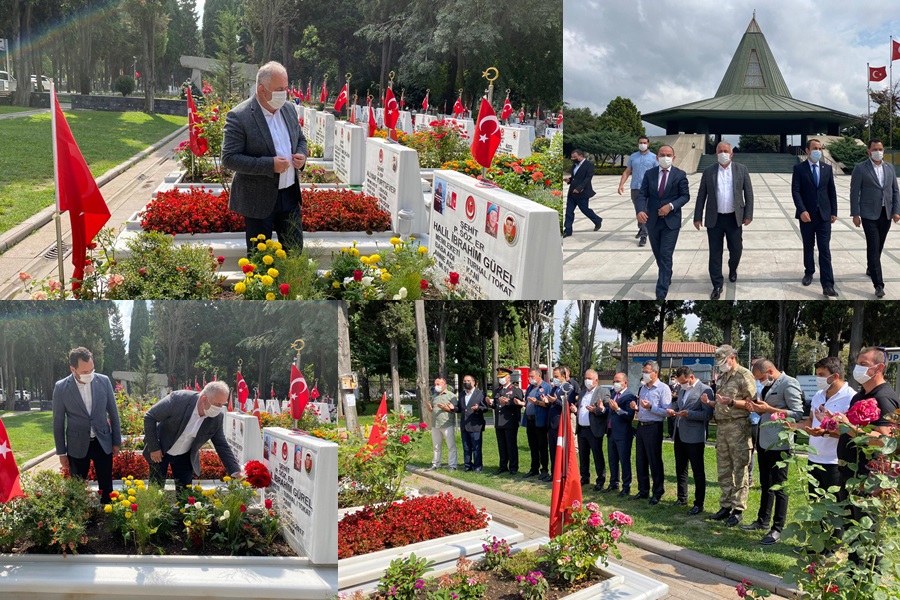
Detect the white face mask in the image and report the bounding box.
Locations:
[76,371,94,384]
[638,143,649,152]
[434,385,443,393]
[552,377,560,386]
[499,377,509,386]
[718,363,732,373]
[680,380,693,390]
[853,364,874,385]
[809,150,823,163]
[815,375,833,390]
[585,379,596,390]
[529,378,539,386]
[205,402,224,417]
[871,150,884,162]
[266,88,287,111]
[657,156,673,169]
[613,382,624,393]
[717,152,731,166]
[641,373,652,383]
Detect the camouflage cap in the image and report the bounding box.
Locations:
[714,345,735,366]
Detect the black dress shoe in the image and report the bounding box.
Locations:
[474,467,483,472]
[635,231,642,239]
[601,485,619,493]
[741,520,766,531]
[710,507,731,521]
[725,511,743,527]
[823,287,838,297]
[632,493,649,500]
[760,530,781,545]
[580,478,590,485]
[563,233,572,238]
[710,287,722,300]
[672,499,687,507]
[509,470,518,476]
[618,489,630,497]
[594,220,603,231]
[876,286,886,298]
[539,473,551,482]
[464,466,472,472]
[688,505,703,516]
[522,471,538,478]
[649,497,661,506]
[594,482,605,491]
[802,274,813,286]
[494,468,508,475]
[639,237,647,247]
[729,271,737,283]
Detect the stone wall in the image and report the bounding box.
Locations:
[30,92,185,115]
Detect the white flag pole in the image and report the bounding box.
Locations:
[868,63,872,142]
[891,36,894,150]
[51,82,66,298]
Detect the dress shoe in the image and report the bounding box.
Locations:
[425,466,438,471]
[741,520,767,531]
[539,471,549,480]
[522,471,538,478]
[876,286,886,298]
[802,274,813,286]
[594,220,603,232]
[618,489,630,497]
[649,497,660,506]
[601,485,619,493]
[581,478,590,485]
[725,511,743,527]
[760,530,781,545]
[710,507,731,521]
[474,467,483,472]
[688,505,703,516]
[729,271,737,283]
[866,268,871,277]
[562,233,572,239]
[631,493,649,500]
[594,483,605,491]
[710,287,722,300]
[494,468,508,475]
[539,473,551,482]
[671,499,687,507]
[508,470,518,476]
[823,287,838,297]
[464,466,472,472]
[635,231,642,239]
[639,237,647,247]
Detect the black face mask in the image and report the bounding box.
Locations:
[464,382,473,390]
[572,157,581,164]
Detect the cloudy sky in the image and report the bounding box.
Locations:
[564,0,900,134]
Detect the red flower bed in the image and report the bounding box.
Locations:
[141,188,390,235]
[65,450,227,480]
[338,493,489,559]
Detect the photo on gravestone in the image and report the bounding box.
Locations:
[0,300,339,599]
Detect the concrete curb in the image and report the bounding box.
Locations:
[407,466,799,598]
[21,449,55,472]
[0,124,188,255]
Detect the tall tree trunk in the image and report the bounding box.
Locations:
[723,314,733,346]
[481,335,488,393]
[577,300,592,378]
[78,11,92,94]
[389,337,400,413]
[656,302,665,366]
[621,302,630,373]
[414,301,430,426]
[492,305,500,391]
[848,301,865,384]
[12,0,34,107]
[338,301,356,431]
[436,303,447,378]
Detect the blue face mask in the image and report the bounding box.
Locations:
[810,150,823,162]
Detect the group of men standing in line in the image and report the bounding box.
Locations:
[563,136,900,300]
[426,345,900,550]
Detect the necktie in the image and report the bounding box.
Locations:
[658,169,668,199]
[812,164,819,187]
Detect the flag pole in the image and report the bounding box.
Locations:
[868,62,872,142]
[50,82,66,299]
[388,70,396,141]
[292,338,305,430]
[344,72,351,122]
[891,36,894,150]
[481,66,498,178]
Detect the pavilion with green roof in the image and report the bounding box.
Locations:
[643,14,861,153]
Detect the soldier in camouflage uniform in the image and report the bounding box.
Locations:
[703,345,756,527]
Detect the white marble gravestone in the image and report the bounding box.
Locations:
[363,138,428,234]
[334,121,366,185]
[314,111,335,160]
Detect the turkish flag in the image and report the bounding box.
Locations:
[893,39,900,61]
[305,82,311,102]
[384,87,400,129]
[251,398,261,426]
[194,379,201,392]
[0,419,23,503]
[556,111,564,126]
[349,104,356,124]
[270,383,276,399]
[422,93,429,113]
[334,83,349,112]
[501,98,513,121]
[453,96,465,116]
[228,393,234,412]
[870,65,888,82]
[236,372,249,412]
[518,109,525,123]
[311,384,320,400]
[52,84,111,290]
[549,406,581,538]
[186,87,209,158]
[319,81,327,104]
[471,97,502,168]
[399,90,405,108]
[367,393,389,454]
[368,103,377,137]
[289,364,310,419]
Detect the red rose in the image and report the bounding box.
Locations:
[449,272,460,285]
[407,424,417,431]
[242,264,255,274]
[847,398,881,426]
[280,283,290,296]
[400,435,411,444]
[217,255,225,264]
[265,499,273,509]
[353,270,363,282]
[188,496,196,505]
[131,503,138,512]
[420,279,428,290]
[138,267,147,276]
[240,504,247,513]
[419,422,427,430]
[86,242,97,250]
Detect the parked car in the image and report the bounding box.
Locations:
[0,71,16,92]
[30,75,51,91]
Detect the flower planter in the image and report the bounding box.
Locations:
[0,553,337,599]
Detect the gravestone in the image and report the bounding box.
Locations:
[363,138,428,234]
[334,121,365,185]
[310,402,336,424]
[375,108,384,128]
[265,398,282,414]
[302,107,317,143]
[398,111,413,134]
[223,411,263,467]
[111,371,169,399]
[414,115,432,133]
[545,127,561,141]
[428,170,562,299]
[499,126,532,158]
[314,111,335,160]
[263,427,338,565]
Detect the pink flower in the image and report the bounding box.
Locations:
[18,272,32,282]
[611,527,621,541]
[570,500,581,511]
[108,274,124,289]
[587,512,602,528]
[407,424,418,431]
[83,265,95,276]
[585,502,600,513]
[400,435,411,444]
[821,417,838,433]
[770,411,786,421]
[419,422,427,430]
[30,291,47,300]
[48,279,62,292]
[735,582,748,598]
[847,398,881,426]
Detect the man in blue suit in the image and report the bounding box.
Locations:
[521,367,552,480]
[636,145,691,299]
[604,372,636,497]
[791,138,838,297]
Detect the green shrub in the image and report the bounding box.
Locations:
[377,552,435,600]
[532,136,551,153]
[114,75,136,97]
[826,136,869,167]
[503,549,541,578]
[527,188,564,235]
[19,470,96,553]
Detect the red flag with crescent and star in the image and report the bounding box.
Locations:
[319,81,327,104]
[549,397,581,538]
[556,111,564,126]
[422,92,429,113]
[236,372,249,412]
[0,419,24,503]
[186,87,209,157]
[368,101,377,137]
[349,103,356,124]
[399,89,405,108]
[227,392,233,412]
[384,87,400,130]
[501,97,513,121]
[367,393,389,454]
[870,65,888,82]
[453,95,465,116]
[893,39,900,61]
[305,82,311,102]
[251,398,261,425]
[471,96,502,168]
[289,364,311,419]
[518,108,525,123]
[334,83,349,112]
[311,384,320,400]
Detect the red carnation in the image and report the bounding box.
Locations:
[400,435,411,444]
[353,270,363,282]
[449,272,460,285]
[243,460,272,488]
[242,264,255,274]
[265,499,273,509]
[407,424,418,431]
[420,279,428,290]
[217,255,225,264]
[419,422,427,430]
[280,283,291,296]
[188,496,196,505]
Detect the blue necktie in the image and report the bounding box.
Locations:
[813,164,819,187]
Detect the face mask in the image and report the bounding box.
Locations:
[76,371,95,384]
[585,379,596,390]
[853,364,873,385]
[638,143,649,152]
[434,386,443,393]
[641,373,652,383]
[552,377,561,386]
[499,377,509,386]
[717,153,731,166]
[529,378,539,386]
[571,157,581,164]
[657,156,673,169]
[267,89,287,110]
[810,150,823,163]
[871,150,884,162]
[815,375,833,390]
[613,382,624,393]
[718,363,732,373]
[669,380,676,386]
[764,377,775,387]
[464,382,473,390]
[680,381,693,390]
[205,402,224,417]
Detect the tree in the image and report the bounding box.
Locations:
[737,134,780,153]
[414,301,430,425]
[597,96,644,139]
[693,302,739,346]
[209,10,248,102]
[131,0,170,113]
[133,336,157,398]
[560,105,599,138]
[567,129,633,166]
[128,301,151,368]
[107,306,128,373]
[826,136,868,167]
[244,0,290,63]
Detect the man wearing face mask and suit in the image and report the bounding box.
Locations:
[792,139,838,297]
[53,346,122,504]
[456,375,488,472]
[603,372,636,497]
[564,149,602,237]
[543,366,578,481]
[486,367,525,475]
[222,61,308,255]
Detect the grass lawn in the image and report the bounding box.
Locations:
[0,110,186,235]
[0,106,37,115]
[4,412,54,466]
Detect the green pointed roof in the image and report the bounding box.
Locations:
[714,15,791,97]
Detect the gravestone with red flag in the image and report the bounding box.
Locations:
[471,97,502,168]
[384,87,400,130]
[367,393,389,454]
[334,84,349,113]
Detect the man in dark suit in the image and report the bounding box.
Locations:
[668,366,713,515]
[694,142,754,299]
[53,347,121,504]
[636,145,691,300]
[544,365,578,480]
[604,372,636,497]
[791,138,838,296]
[456,374,488,472]
[143,382,242,491]
[563,149,602,237]
[485,367,524,475]
[576,369,609,491]
[222,61,308,255]
[521,368,552,480]
[850,139,900,298]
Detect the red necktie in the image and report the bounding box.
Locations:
[658,169,668,199]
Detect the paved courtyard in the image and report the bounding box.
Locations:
[563,173,900,300]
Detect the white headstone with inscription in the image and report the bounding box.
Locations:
[398,111,413,134]
[314,111,335,160]
[334,121,365,185]
[414,115,432,133]
[224,412,263,467]
[375,108,384,128]
[499,126,532,158]
[446,118,474,142]
[262,427,337,566]
[363,138,428,234]
[302,107,317,143]
[428,170,562,299]
[265,398,281,414]
[545,127,561,141]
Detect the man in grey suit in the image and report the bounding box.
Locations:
[53,347,121,504]
[667,366,713,515]
[694,142,754,299]
[576,369,609,491]
[222,61,308,255]
[743,359,803,546]
[143,381,241,491]
[850,139,900,298]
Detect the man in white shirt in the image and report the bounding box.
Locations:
[143,381,241,491]
[53,347,121,504]
[576,369,608,490]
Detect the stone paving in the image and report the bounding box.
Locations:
[563,173,900,300]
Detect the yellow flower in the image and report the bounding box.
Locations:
[257,234,266,241]
[128,496,136,503]
[238,258,250,267]
[127,489,135,495]
[261,275,274,286]
[350,248,360,257]
[332,281,341,289]
[389,237,401,245]
[223,476,232,483]
[242,481,251,487]
[324,271,331,278]
[381,272,392,282]
[234,282,246,294]
[257,243,267,252]
[250,237,258,243]
[255,273,262,279]
[360,256,370,265]
[267,268,279,278]
[125,511,133,519]
[263,255,275,265]
[275,249,287,259]
[266,292,276,301]
[409,235,416,241]
[369,254,381,264]
[417,246,428,254]
[104,504,113,513]
[340,247,348,253]
[272,242,283,250]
